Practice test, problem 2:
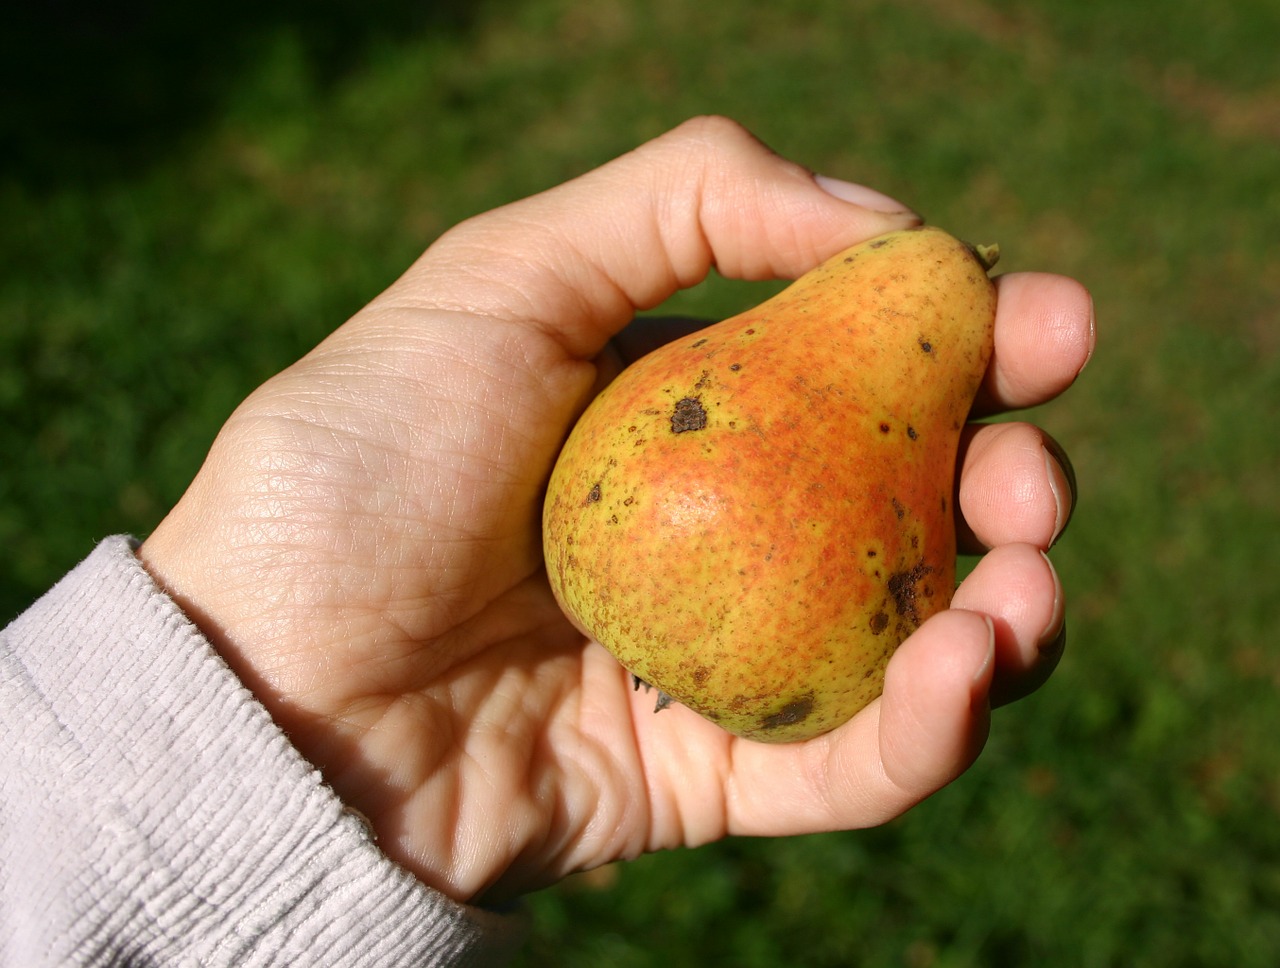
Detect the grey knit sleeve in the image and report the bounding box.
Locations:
[0,536,526,967]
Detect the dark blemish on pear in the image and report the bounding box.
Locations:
[907,426,918,440]
[869,239,890,249]
[879,422,891,434]
[692,338,708,348]
[671,397,708,433]
[760,693,815,730]
[892,498,905,520]
[888,561,932,626]
[585,483,601,505]
[919,338,933,354]
[870,611,889,634]
[729,363,741,371]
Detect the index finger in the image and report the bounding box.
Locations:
[972,272,1096,416]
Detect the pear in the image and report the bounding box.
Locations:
[543,226,998,743]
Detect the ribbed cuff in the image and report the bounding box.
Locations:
[1,536,525,966]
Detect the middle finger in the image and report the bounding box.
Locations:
[955,421,1076,554]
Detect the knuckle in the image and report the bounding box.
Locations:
[658,115,769,163]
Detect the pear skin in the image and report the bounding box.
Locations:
[543,226,998,742]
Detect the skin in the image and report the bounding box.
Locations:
[544,227,999,741]
[136,116,1096,905]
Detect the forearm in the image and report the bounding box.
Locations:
[0,537,522,967]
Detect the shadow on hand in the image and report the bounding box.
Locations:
[2,0,483,189]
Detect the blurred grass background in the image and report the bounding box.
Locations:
[4,0,1279,964]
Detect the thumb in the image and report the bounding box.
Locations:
[371,115,921,360]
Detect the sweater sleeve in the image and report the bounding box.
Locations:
[0,536,526,967]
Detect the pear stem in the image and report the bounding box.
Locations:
[970,241,1001,272]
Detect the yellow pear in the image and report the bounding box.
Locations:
[543,226,998,742]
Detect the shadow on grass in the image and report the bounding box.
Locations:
[2,0,485,189]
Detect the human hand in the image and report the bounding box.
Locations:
[137,117,1094,904]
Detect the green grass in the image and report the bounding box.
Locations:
[4,0,1280,964]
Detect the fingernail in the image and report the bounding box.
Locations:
[814,174,922,220]
[1038,551,1066,651]
[973,615,996,686]
[1079,292,1098,374]
[1042,437,1076,547]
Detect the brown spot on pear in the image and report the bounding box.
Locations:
[542,226,997,743]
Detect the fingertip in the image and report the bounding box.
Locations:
[957,421,1073,553]
[952,543,1066,707]
[978,272,1097,413]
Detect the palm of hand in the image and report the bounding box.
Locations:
[181,312,645,902]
